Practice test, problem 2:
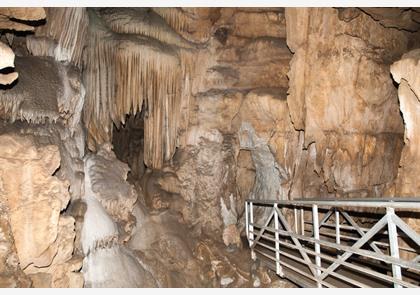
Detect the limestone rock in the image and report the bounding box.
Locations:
[0,8,46,31]
[285,7,408,198]
[85,144,137,239]
[0,56,85,134]
[0,132,82,287]
[0,202,31,287]
[0,134,70,269]
[390,49,420,196]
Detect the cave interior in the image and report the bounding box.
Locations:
[0,6,420,288]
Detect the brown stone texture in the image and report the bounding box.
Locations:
[0,133,82,287]
[391,49,420,196]
[0,8,46,31]
[284,7,412,198]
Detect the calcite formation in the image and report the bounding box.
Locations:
[26,8,88,67]
[81,145,157,287]
[390,49,420,196]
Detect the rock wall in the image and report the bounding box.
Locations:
[284,8,416,198]
[0,134,83,287]
[140,7,292,242]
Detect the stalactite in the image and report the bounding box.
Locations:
[84,9,195,168]
[0,56,84,131]
[26,8,88,67]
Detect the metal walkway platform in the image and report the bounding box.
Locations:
[245,198,420,288]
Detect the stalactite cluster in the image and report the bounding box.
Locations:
[84,8,187,168]
[26,8,88,67]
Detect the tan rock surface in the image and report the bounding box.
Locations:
[0,8,45,31]
[285,8,411,198]
[0,133,82,287]
[391,49,420,196]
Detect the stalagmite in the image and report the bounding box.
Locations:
[81,144,157,287]
[1,6,420,289]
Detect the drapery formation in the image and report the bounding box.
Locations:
[83,8,188,168]
[26,8,88,67]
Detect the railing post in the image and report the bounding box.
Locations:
[300,208,305,235]
[250,202,256,260]
[274,204,283,277]
[387,207,402,288]
[294,207,298,233]
[312,204,322,288]
[335,209,340,244]
[245,201,249,244]
[335,209,340,258]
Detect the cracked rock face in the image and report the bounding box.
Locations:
[0,133,82,287]
[284,7,412,198]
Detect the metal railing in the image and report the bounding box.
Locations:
[245,198,420,288]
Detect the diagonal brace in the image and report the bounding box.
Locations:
[391,214,420,246]
[308,209,333,237]
[340,210,384,255]
[275,207,318,277]
[319,213,389,281]
[251,208,275,249]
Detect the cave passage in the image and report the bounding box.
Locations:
[112,112,147,182]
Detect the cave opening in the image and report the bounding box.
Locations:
[112,111,147,184]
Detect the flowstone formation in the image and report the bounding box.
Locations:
[391,49,420,197]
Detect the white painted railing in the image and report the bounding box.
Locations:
[245,198,420,288]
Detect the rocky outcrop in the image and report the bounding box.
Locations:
[390,49,420,196]
[0,133,82,287]
[0,201,31,287]
[0,8,45,31]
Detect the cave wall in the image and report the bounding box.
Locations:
[142,8,293,242]
[284,8,415,199]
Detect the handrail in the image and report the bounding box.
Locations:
[245,198,420,288]
[245,197,420,209]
